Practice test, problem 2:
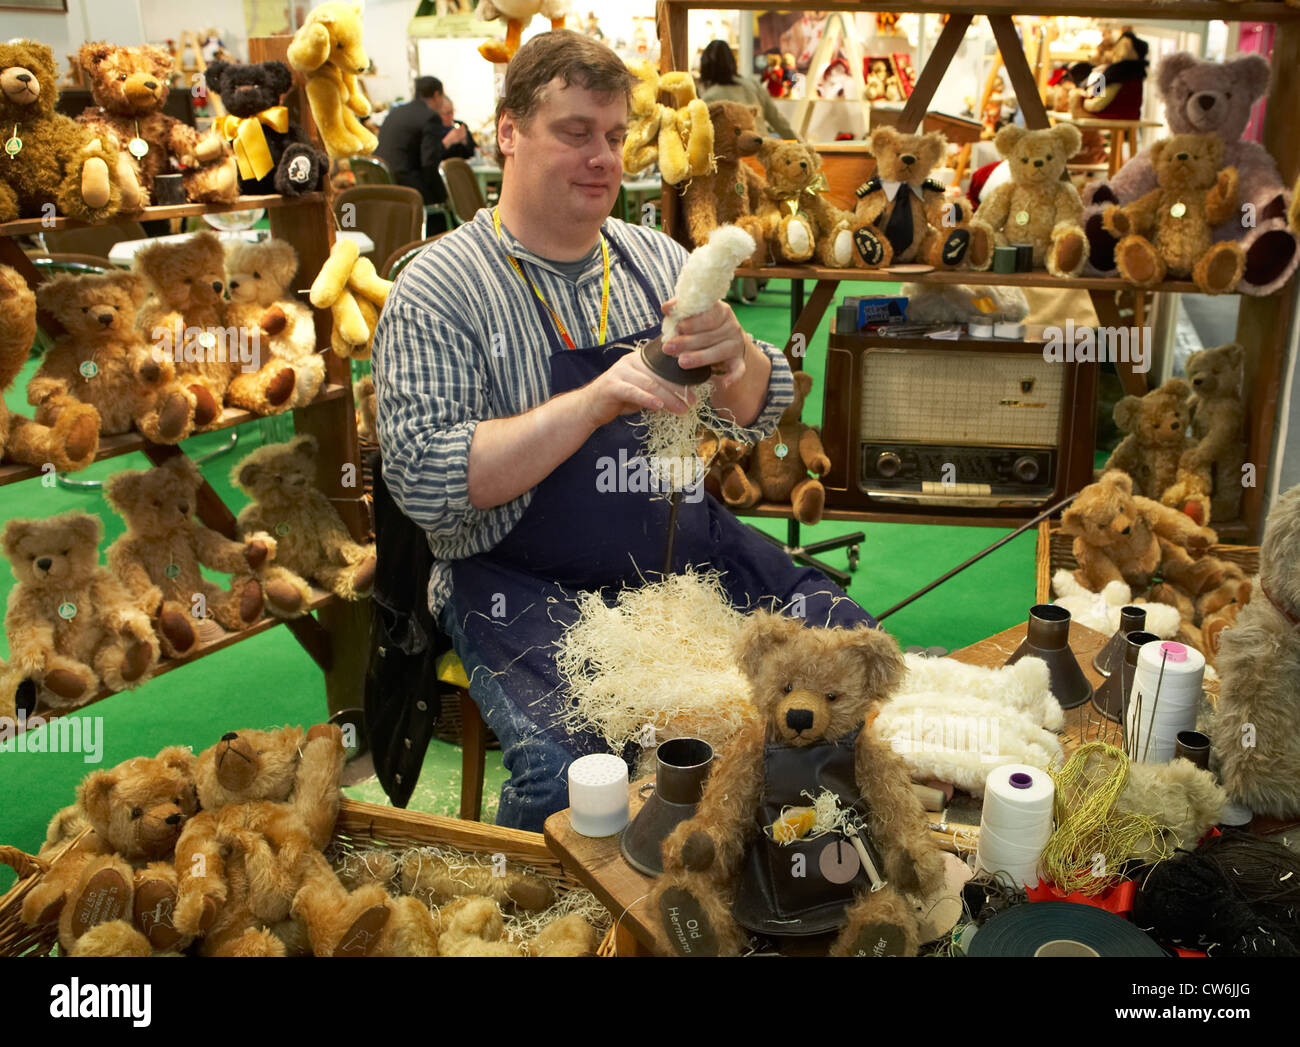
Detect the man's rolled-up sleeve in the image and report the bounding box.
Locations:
[709,336,795,445]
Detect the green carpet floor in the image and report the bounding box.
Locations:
[0,277,1056,891]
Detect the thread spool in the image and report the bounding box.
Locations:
[1125,641,1205,764]
[968,319,995,338]
[993,320,1027,339]
[153,173,186,206]
[1013,244,1034,272]
[567,753,630,837]
[1174,730,1211,770]
[992,246,1018,274]
[835,303,859,333]
[976,765,1054,888]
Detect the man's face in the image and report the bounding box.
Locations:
[441,100,455,122]
[425,90,444,111]
[499,78,627,227]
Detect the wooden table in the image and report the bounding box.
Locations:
[1047,113,1164,178]
[544,616,1113,956]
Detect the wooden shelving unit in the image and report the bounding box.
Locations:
[658,0,1299,542]
[0,35,370,733]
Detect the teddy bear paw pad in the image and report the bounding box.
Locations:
[133,880,182,950]
[333,905,391,957]
[121,641,153,682]
[842,921,908,957]
[940,228,969,267]
[659,886,720,956]
[854,227,885,267]
[70,868,131,939]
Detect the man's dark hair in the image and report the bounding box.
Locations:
[415,76,443,99]
[494,29,634,163]
[699,40,738,87]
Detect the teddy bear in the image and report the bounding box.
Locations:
[225,239,324,413]
[1068,29,1149,122]
[852,126,989,270]
[2,512,160,710]
[0,264,100,473]
[232,435,377,613]
[204,59,329,197]
[104,456,272,657]
[286,1,379,159]
[1058,470,1229,623]
[76,42,238,208]
[1102,134,1245,294]
[172,724,347,956]
[680,102,766,260]
[430,896,596,957]
[1104,377,1197,506]
[1082,53,1297,297]
[623,60,714,187]
[477,0,570,64]
[19,746,201,956]
[0,40,122,223]
[698,430,753,507]
[969,123,1087,277]
[756,140,854,267]
[354,375,377,444]
[309,238,393,360]
[1212,482,1300,818]
[1050,569,1182,641]
[1159,343,1247,524]
[651,611,944,957]
[31,270,198,445]
[1199,576,1251,670]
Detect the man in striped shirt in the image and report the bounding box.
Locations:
[373,30,870,830]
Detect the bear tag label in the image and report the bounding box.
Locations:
[1170,202,1186,219]
[275,522,291,537]
[1015,211,1030,227]
[659,887,719,957]
[70,867,130,939]
[198,331,217,349]
[79,361,99,379]
[735,180,745,196]
[774,443,788,459]
[849,921,907,957]
[4,133,20,157]
[819,838,862,884]
[164,563,180,579]
[287,155,312,184]
[58,602,77,620]
[128,137,150,159]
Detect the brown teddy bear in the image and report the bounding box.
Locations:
[2,512,159,709]
[173,724,346,956]
[681,101,766,261]
[430,895,596,957]
[225,239,324,413]
[1102,134,1244,294]
[1104,377,1196,506]
[651,612,943,957]
[0,40,122,223]
[104,456,271,657]
[1059,470,1229,622]
[232,435,377,611]
[715,371,831,525]
[756,140,854,267]
[969,124,1088,277]
[135,231,234,429]
[31,271,198,445]
[20,746,200,956]
[354,374,377,444]
[852,126,989,269]
[76,42,237,208]
[1161,343,1247,524]
[0,264,100,473]
[698,430,753,508]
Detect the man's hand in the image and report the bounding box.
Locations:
[661,299,751,390]
[444,123,468,148]
[577,351,696,430]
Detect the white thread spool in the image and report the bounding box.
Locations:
[1125,641,1205,764]
[976,764,1055,887]
[567,754,630,837]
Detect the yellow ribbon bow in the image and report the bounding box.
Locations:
[785,172,830,217]
[220,107,290,182]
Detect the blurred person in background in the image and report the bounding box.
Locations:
[698,39,799,141]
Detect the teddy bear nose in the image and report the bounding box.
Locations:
[211,281,223,293]
[1033,159,1043,167]
[221,731,239,742]
[36,557,52,571]
[1176,152,1189,161]
[798,160,807,169]
[145,80,157,90]
[164,812,182,825]
[16,73,31,83]
[785,708,814,732]
[1197,94,1215,111]
[96,312,113,325]
[900,154,915,164]
[229,279,240,290]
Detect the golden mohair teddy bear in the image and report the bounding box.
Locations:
[756,140,854,266]
[2,512,159,709]
[651,612,944,957]
[32,271,198,445]
[20,746,201,956]
[354,375,377,443]
[1102,133,1245,294]
[477,0,570,64]
[104,457,273,657]
[76,42,237,208]
[286,1,379,158]
[225,239,325,413]
[432,896,596,957]
[852,126,989,270]
[623,60,714,187]
[969,123,1088,277]
[1104,377,1198,508]
[232,435,377,613]
[309,237,392,360]
[680,101,766,261]
[0,264,99,473]
[0,40,122,223]
[173,724,347,956]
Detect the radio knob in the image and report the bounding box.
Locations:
[876,451,902,478]
[1013,456,1039,483]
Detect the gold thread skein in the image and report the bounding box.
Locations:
[1039,742,1173,896]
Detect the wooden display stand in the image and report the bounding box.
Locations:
[0,35,369,731]
[656,0,1300,542]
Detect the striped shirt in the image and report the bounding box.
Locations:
[371,208,795,614]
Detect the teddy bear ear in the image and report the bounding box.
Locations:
[1223,342,1245,368]
[993,124,1026,158]
[291,433,320,460]
[1205,135,1224,167]
[1113,395,1142,432]
[1230,54,1272,103]
[204,60,228,95]
[77,767,120,829]
[1149,138,1169,166]
[102,470,139,512]
[34,274,76,316]
[162,454,204,487]
[1102,469,1134,496]
[1,518,34,559]
[119,272,150,308]
[868,126,898,156]
[235,458,261,489]
[794,370,813,399]
[1157,52,1199,98]
[265,61,294,98]
[734,609,804,682]
[155,745,196,776]
[143,45,175,79]
[1053,122,1082,159]
[77,41,114,72]
[1059,505,1084,535]
[846,624,905,702]
[1163,378,1191,402]
[68,512,103,549]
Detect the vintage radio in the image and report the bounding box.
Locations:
[820,329,1095,516]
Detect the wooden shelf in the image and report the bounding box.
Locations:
[735,263,1207,295]
[0,193,325,238]
[15,588,338,735]
[662,0,1300,21]
[737,499,1050,529]
[0,383,349,489]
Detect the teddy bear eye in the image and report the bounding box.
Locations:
[1021,157,1029,163]
[826,693,837,702]
[81,306,88,313]
[253,272,261,279]
[783,683,793,693]
[1045,154,1052,161]
[130,807,143,819]
[119,74,127,81]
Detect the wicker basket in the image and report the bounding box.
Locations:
[1035,520,1260,605]
[0,797,606,957]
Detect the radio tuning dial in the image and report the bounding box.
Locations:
[1013,455,1039,483]
[876,451,902,478]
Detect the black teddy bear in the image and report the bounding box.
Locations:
[204,59,327,197]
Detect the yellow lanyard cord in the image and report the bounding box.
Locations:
[492,207,610,349]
